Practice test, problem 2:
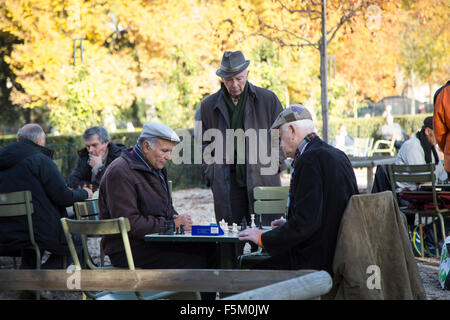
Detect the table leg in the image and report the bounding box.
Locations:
[217,242,238,269]
[367,165,374,193]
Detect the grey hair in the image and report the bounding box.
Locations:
[281,119,315,133]
[17,124,45,143]
[137,136,159,150]
[83,126,110,143]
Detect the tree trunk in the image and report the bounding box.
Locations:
[410,68,416,115]
[320,0,329,143]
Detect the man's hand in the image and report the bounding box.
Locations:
[238,227,263,245]
[88,154,103,168]
[173,214,192,231]
[83,187,93,199]
[270,218,286,229]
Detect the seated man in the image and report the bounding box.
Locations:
[395,116,447,190]
[381,114,408,149]
[394,116,449,241]
[238,105,359,274]
[98,122,216,271]
[0,124,92,269]
[67,126,126,190]
[331,124,355,155]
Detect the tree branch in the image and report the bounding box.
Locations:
[275,0,321,19]
[258,21,319,49]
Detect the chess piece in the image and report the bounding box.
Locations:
[232,223,238,234]
[180,224,185,235]
[160,220,174,235]
[250,214,256,228]
[223,223,229,234]
[240,217,247,231]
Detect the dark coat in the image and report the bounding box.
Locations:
[98,150,177,256]
[0,139,88,251]
[261,136,359,274]
[200,82,286,222]
[67,141,126,189]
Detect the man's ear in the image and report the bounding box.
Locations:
[289,124,296,137]
[142,140,149,152]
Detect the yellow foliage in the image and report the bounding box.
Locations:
[1,0,448,133]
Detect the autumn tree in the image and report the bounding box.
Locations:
[0,0,138,134]
[238,0,393,141]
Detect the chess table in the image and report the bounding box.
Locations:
[144,231,241,269]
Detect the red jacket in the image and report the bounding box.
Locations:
[433,81,450,171]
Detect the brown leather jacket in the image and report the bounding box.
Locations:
[98,150,176,256]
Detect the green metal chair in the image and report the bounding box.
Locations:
[60,217,199,300]
[0,190,42,299]
[237,186,289,269]
[388,163,450,258]
[369,139,396,156]
[72,200,104,269]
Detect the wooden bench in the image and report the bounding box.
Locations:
[0,269,331,300]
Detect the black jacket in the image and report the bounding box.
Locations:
[261,136,359,274]
[67,141,126,189]
[0,139,88,251]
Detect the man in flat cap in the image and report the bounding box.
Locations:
[99,122,216,273]
[199,50,285,253]
[238,105,358,273]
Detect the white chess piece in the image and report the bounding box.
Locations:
[250,214,256,228]
[232,223,238,234]
[221,221,229,234]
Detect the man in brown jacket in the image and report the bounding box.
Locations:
[98,122,216,271]
[199,50,286,234]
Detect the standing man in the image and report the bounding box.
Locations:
[238,105,359,273]
[433,80,450,176]
[0,124,91,269]
[200,50,285,230]
[67,126,126,190]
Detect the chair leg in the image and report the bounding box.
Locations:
[419,222,424,258]
[439,213,447,245]
[432,221,439,258]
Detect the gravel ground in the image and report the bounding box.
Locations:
[1,180,449,300]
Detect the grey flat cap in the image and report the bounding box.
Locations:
[139,122,180,143]
[270,104,313,130]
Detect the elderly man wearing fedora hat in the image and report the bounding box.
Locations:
[98,122,216,275]
[199,50,286,254]
[238,105,358,273]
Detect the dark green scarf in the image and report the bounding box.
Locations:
[222,81,249,187]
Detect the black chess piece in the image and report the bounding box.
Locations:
[160,220,175,235]
[180,224,185,235]
[176,226,180,235]
[240,217,247,231]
